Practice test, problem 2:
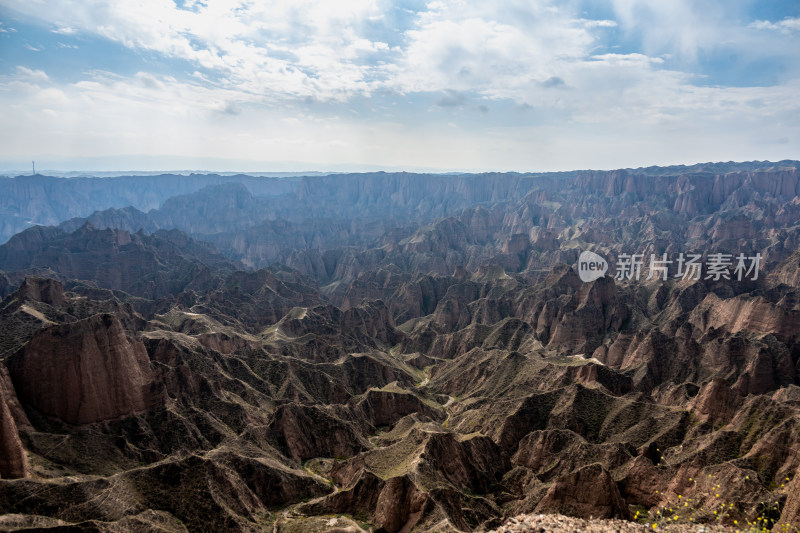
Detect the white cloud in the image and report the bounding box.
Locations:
[388,0,757,131]
[580,19,617,28]
[2,0,393,102]
[609,0,800,77]
[391,1,597,98]
[610,0,726,63]
[52,26,77,35]
[0,65,798,171]
[0,1,798,171]
[15,66,50,82]
[750,17,800,33]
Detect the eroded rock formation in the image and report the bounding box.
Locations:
[7,314,158,425]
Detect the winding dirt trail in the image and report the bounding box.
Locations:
[271,463,343,533]
[443,395,455,426]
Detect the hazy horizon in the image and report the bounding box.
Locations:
[3,157,799,179]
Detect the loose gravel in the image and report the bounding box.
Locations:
[489,514,736,533]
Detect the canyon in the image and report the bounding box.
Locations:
[0,161,799,532]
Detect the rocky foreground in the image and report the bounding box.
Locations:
[491,514,736,532]
[1,162,800,531]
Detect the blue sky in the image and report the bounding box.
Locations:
[0,0,798,172]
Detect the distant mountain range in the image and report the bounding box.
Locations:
[1,160,800,532]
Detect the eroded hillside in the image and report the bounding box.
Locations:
[1,162,799,532]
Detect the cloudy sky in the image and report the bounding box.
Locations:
[0,0,798,172]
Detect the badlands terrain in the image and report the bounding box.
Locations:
[0,161,799,532]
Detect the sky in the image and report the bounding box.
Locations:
[0,0,798,173]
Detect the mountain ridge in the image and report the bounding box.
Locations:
[0,161,799,532]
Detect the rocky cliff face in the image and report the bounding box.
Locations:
[0,365,29,479]
[770,247,800,288]
[778,466,800,530]
[0,173,299,243]
[7,314,158,425]
[269,403,371,463]
[16,276,65,306]
[0,161,789,275]
[0,224,240,300]
[534,463,631,520]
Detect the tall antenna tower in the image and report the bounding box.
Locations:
[32,161,35,175]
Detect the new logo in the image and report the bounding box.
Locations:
[577,250,608,282]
